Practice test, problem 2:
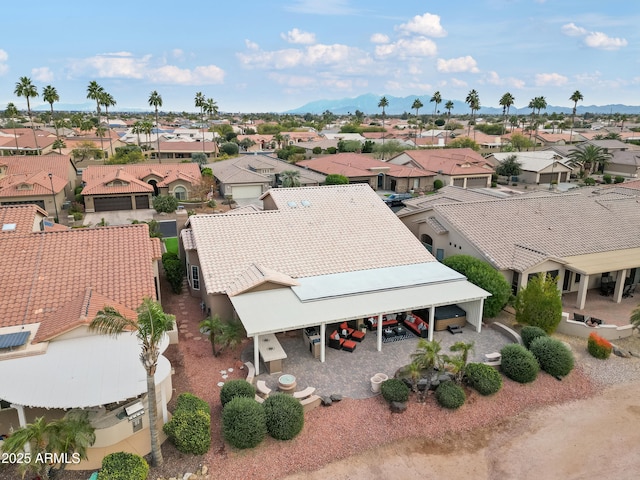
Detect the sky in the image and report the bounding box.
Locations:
[0,0,638,113]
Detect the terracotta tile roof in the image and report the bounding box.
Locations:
[82,163,201,190]
[0,170,68,198]
[81,168,154,195]
[390,148,494,176]
[0,223,160,334]
[0,204,47,234]
[187,184,435,294]
[0,130,56,150]
[298,153,433,178]
[0,154,74,182]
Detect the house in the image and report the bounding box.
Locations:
[397,186,640,311]
[297,153,434,192]
[209,154,326,200]
[0,204,172,469]
[387,148,494,189]
[81,163,202,212]
[0,128,57,155]
[180,184,490,374]
[546,140,639,178]
[487,151,573,184]
[153,140,219,162]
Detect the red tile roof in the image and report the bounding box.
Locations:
[298,153,433,178]
[392,148,494,176]
[81,168,154,195]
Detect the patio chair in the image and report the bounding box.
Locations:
[623,283,636,298]
[573,313,587,322]
[328,331,344,349]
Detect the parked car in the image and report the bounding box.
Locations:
[383,193,413,206]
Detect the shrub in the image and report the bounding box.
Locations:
[515,272,562,333]
[529,336,575,378]
[220,379,256,407]
[614,175,625,184]
[325,146,337,154]
[500,344,539,383]
[325,173,349,185]
[584,177,596,186]
[603,174,612,184]
[380,378,410,403]
[312,146,322,154]
[433,179,444,190]
[435,381,466,409]
[443,255,511,318]
[163,409,211,454]
[97,452,149,480]
[464,362,502,395]
[263,393,304,440]
[521,325,548,349]
[176,392,210,414]
[153,194,179,213]
[221,142,239,156]
[222,397,267,449]
[587,332,612,359]
[162,251,183,294]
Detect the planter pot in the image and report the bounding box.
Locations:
[370,376,382,393]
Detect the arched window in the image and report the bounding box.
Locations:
[420,234,433,253]
[173,186,187,200]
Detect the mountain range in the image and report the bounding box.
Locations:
[285,93,640,116]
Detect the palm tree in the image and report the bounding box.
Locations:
[569,90,584,144]
[378,96,389,158]
[47,411,96,474]
[100,91,117,157]
[444,100,454,144]
[148,90,163,163]
[42,85,60,141]
[499,92,515,135]
[89,298,175,467]
[5,102,21,153]
[281,170,301,187]
[52,138,66,154]
[529,96,547,149]
[631,304,640,333]
[568,144,612,176]
[141,120,154,148]
[411,338,445,379]
[430,91,442,144]
[465,89,480,140]
[86,81,105,154]
[195,91,205,150]
[199,314,243,356]
[204,97,218,155]
[411,98,423,139]
[14,76,40,153]
[132,120,143,147]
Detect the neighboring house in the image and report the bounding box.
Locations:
[533,132,588,146]
[0,154,77,215]
[0,128,57,155]
[181,184,490,374]
[153,140,219,162]
[387,148,494,189]
[296,139,339,155]
[82,163,201,212]
[0,204,172,470]
[398,186,640,311]
[297,152,434,192]
[487,151,573,184]
[603,151,640,178]
[209,154,326,200]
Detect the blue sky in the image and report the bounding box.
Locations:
[0,0,638,113]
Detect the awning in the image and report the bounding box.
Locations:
[0,333,171,409]
[564,247,640,275]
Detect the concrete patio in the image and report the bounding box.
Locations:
[562,288,638,327]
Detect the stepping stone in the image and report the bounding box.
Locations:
[193,337,202,341]
[217,382,224,387]
[228,368,234,373]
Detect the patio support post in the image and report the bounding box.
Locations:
[253,336,260,375]
[576,274,589,310]
[613,269,627,304]
[10,404,30,453]
[475,298,484,332]
[320,323,326,363]
[376,314,383,352]
[428,306,435,341]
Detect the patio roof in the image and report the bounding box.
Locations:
[564,247,640,276]
[0,333,170,409]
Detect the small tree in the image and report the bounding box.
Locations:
[199,314,244,357]
[153,194,179,213]
[325,174,349,185]
[281,170,301,187]
[631,304,640,333]
[515,272,562,333]
[191,152,208,166]
[221,142,239,156]
[495,154,522,181]
[433,179,444,190]
[162,252,183,294]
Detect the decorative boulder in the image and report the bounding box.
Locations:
[330,394,343,402]
[321,396,333,407]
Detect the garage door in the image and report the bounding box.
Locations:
[466,176,488,188]
[93,196,133,212]
[2,200,45,209]
[230,185,263,199]
[135,195,150,209]
[539,173,554,184]
[453,178,465,187]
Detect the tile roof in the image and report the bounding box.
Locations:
[187,184,435,294]
[0,171,68,198]
[210,154,326,184]
[81,168,155,195]
[0,154,75,182]
[398,186,505,215]
[490,151,571,172]
[298,153,432,178]
[82,163,201,190]
[226,264,300,297]
[390,148,494,176]
[0,204,47,235]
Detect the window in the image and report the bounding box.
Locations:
[435,249,444,261]
[574,273,581,283]
[511,271,520,295]
[412,178,419,189]
[191,265,200,290]
[174,186,187,200]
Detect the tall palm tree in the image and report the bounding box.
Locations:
[530,96,547,149]
[378,96,389,158]
[5,102,21,153]
[204,97,218,155]
[568,144,612,176]
[148,90,163,163]
[430,91,442,144]
[569,90,583,144]
[14,76,40,153]
[42,85,60,140]
[100,91,117,158]
[86,81,105,154]
[141,120,154,148]
[444,100,454,144]
[411,98,423,139]
[281,170,301,187]
[195,91,206,151]
[499,92,515,135]
[89,298,175,467]
[465,89,480,140]
[132,120,143,147]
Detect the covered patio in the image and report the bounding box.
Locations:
[562,288,638,327]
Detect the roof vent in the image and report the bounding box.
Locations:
[300,200,311,207]
[2,223,16,232]
[287,201,298,208]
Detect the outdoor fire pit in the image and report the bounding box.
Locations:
[278,374,297,393]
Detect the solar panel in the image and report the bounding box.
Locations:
[0,331,30,349]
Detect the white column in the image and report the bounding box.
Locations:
[320,323,326,363]
[576,274,590,310]
[11,404,30,453]
[475,298,484,332]
[253,336,260,376]
[376,314,383,352]
[613,269,627,304]
[161,386,168,423]
[428,307,435,341]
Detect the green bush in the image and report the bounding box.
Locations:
[614,175,625,184]
[583,177,596,186]
[221,142,239,156]
[152,194,179,213]
[325,173,349,185]
[587,332,612,359]
[163,409,211,454]
[97,452,149,480]
[263,393,304,440]
[515,272,562,334]
[162,251,183,294]
[603,174,612,184]
[500,344,539,383]
[433,179,444,190]
[443,255,511,318]
[435,381,466,409]
[312,146,322,154]
[222,397,267,449]
[220,379,256,407]
[176,392,210,414]
[464,363,503,395]
[380,378,410,403]
[529,337,574,378]
[521,325,548,349]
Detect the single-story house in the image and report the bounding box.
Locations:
[0,128,57,156]
[487,151,573,184]
[153,140,219,162]
[181,184,490,374]
[0,204,172,470]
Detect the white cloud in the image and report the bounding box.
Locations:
[375,37,437,58]
[584,32,628,50]
[0,49,8,75]
[31,67,54,82]
[437,56,479,73]
[285,0,357,15]
[269,72,316,88]
[281,28,316,45]
[171,49,185,60]
[483,70,525,88]
[370,33,389,44]
[561,22,587,36]
[535,72,568,86]
[237,43,370,71]
[450,78,468,88]
[245,39,259,50]
[397,13,447,37]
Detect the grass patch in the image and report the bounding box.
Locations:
[164,237,179,254]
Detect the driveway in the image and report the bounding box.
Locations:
[83,209,156,227]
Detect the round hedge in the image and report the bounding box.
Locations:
[529,337,574,378]
[464,362,503,395]
[435,381,466,409]
[521,326,548,350]
[380,378,410,403]
[222,396,266,449]
[175,392,210,414]
[220,379,256,407]
[587,332,612,359]
[263,393,304,440]
[97,452,149,480]
[500,343,539,383]
[163,409,211,455]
